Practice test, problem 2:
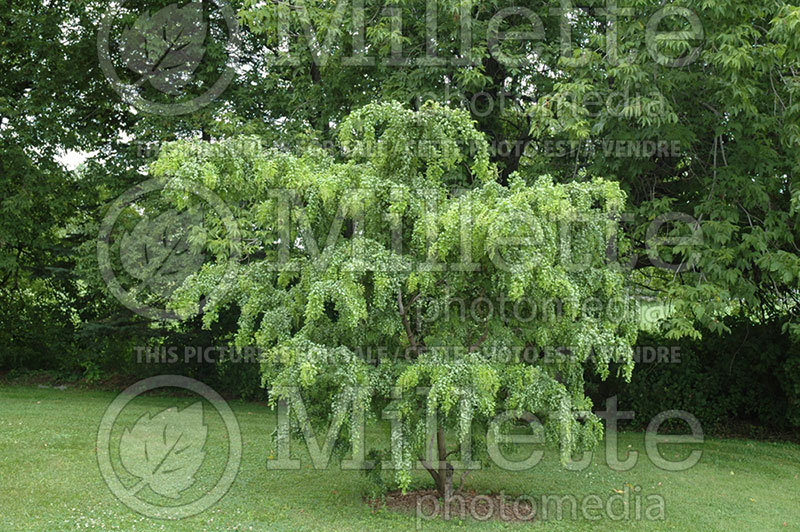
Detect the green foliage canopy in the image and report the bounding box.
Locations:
[159,103,637,493]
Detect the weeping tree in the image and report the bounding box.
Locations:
[161,102,637,498]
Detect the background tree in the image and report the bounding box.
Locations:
[238,0,800,340]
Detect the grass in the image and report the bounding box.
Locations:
[0,385,798,531]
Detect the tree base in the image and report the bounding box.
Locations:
[366,489,537,523]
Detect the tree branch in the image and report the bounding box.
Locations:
[457,470,472,494]
[418,455,440,484]
[467,323,489,353]
[398,288,420,352]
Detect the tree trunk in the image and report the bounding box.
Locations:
[435,425,454,499]
[419,423,455,499]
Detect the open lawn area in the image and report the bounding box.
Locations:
[1,385,798,531]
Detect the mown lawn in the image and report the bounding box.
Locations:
[0,385,798,531]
